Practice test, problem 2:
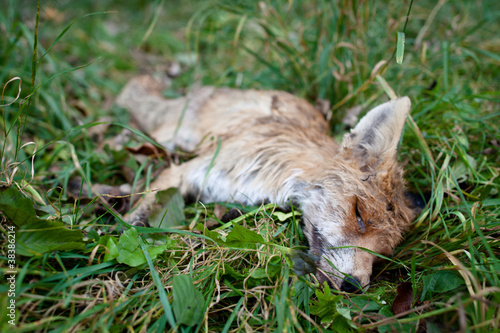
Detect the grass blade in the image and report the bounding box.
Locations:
[396,32,405,64]
[138,234,177,331]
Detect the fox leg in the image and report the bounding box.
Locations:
[125,165,184,226]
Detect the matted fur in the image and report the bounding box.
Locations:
[118,75,418,291]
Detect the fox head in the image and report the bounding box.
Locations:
[297,97,419,292]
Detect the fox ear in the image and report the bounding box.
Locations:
[341,97,411,168]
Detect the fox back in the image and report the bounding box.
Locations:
[118,76,419,292]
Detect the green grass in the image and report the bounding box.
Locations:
[1,0,499,332]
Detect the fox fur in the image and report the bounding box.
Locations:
[117,75,419,292]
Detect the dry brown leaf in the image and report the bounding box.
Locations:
[213,203,227,220]
[125,142,170,160]
[204,218,220,229]
[392,282,414,315]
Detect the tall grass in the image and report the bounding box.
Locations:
[1,0,499,332]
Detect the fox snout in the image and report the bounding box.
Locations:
[306,229,377,292]
[341,276,363,293]
[313,245,377,293]
[319,270,364,294]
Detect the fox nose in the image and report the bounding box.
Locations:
[340,276,362,293]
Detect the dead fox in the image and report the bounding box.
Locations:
[117,75,421,292]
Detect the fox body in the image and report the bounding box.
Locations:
[117,76,418,292]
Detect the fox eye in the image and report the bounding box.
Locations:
[355,205,366,233]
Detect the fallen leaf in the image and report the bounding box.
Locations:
[213,203,227,220]
[126,142,170,160]
[392,282,413,315]
[204,218,220,229]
